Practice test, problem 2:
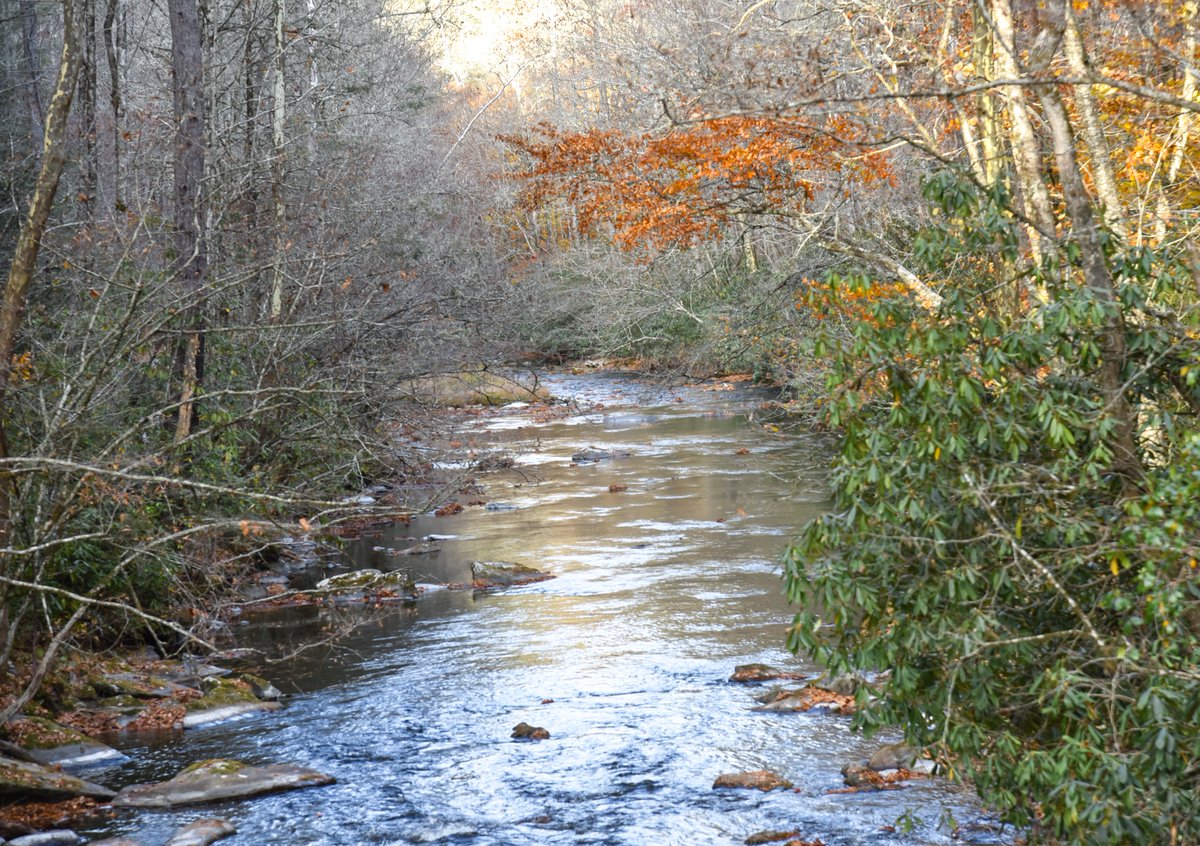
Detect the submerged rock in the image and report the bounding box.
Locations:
[163,817,237,846]
[712,770,793,791]
[182,678,282,728]
[470,561,553,589]
[729,664,806,683]
[511,722,550,740]
[112,759,334,808]
[9,831,83,846]
[0,757,115,801]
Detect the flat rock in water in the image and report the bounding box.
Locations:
[0,757,115,801]
[750,686,855,714]
[182,678,282,728]
[712,770,793,791]
[163,818,237,846]
[9,831,83,846]
[112,759,334,808]
[745,832,801,845]
[729,664,806,683]
[315,569,415,598]
[5,717,126,769]
[470,561,553,588]
[570,447,630,463]
[511,722,550,740]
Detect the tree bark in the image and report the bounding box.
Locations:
[168,0,207,444]
[1062,7,1126,239]
[80,0,97,212]
[992,0,1057,273]
[0,0,82,547]
[18,0,45,159]
[971,3,1002,188]
[270,0,286,321]
[103,0,123,210]
[1030,0,1142,481]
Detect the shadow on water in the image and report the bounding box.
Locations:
[82,371,1010,845]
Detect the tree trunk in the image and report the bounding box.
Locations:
[1062,7,1126,239]
[18,0,44,160]
[103,0,123,210]
[1030,0,1142,481]
[79,0,97,213]
[1153,33,1194,245]
[270,0,286,321]
[992,0,1057,274]
[971,4,1002,188]
[168,0,207,444]
[0,0,82,547]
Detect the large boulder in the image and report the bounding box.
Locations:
[470,561,553,589]
[0,757,115,801]
[112,759,334,808]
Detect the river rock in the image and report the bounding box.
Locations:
[750,686,855,714]
[182,678,282,728]
[745,832,801,845]
[867,743,920,771]
[92,672,181,700]
[571,447,630,463]
[712,770,793,791]
[729,664,806,683]
[315,569,416,599]
[4,717,125,769]
[112,759,335,808]
[9,831,83,846]
[470,561,553,589]
[234,673,282,702]
[511,722,550,740]
[0,757,115,801]
[163,818,237,846]
[821,672,869,697]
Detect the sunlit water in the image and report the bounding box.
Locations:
[81,372,1007,845]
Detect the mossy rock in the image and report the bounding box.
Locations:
[470,561,553,588]
[191,678,259,710]
[181,759,249,776]
[113,759,334,808]
[0,757,115,800]
[6,716,86,751]
[5,717,126,769]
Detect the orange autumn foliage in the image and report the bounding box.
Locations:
[502,116,893,252]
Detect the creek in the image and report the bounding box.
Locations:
[83,371,1003,845]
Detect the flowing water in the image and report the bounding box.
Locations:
[82,372,1007,845]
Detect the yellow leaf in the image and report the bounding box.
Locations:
[299,517,311,532]
[1110,558,1120,576]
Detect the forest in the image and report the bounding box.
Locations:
[1,0,1199,843]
